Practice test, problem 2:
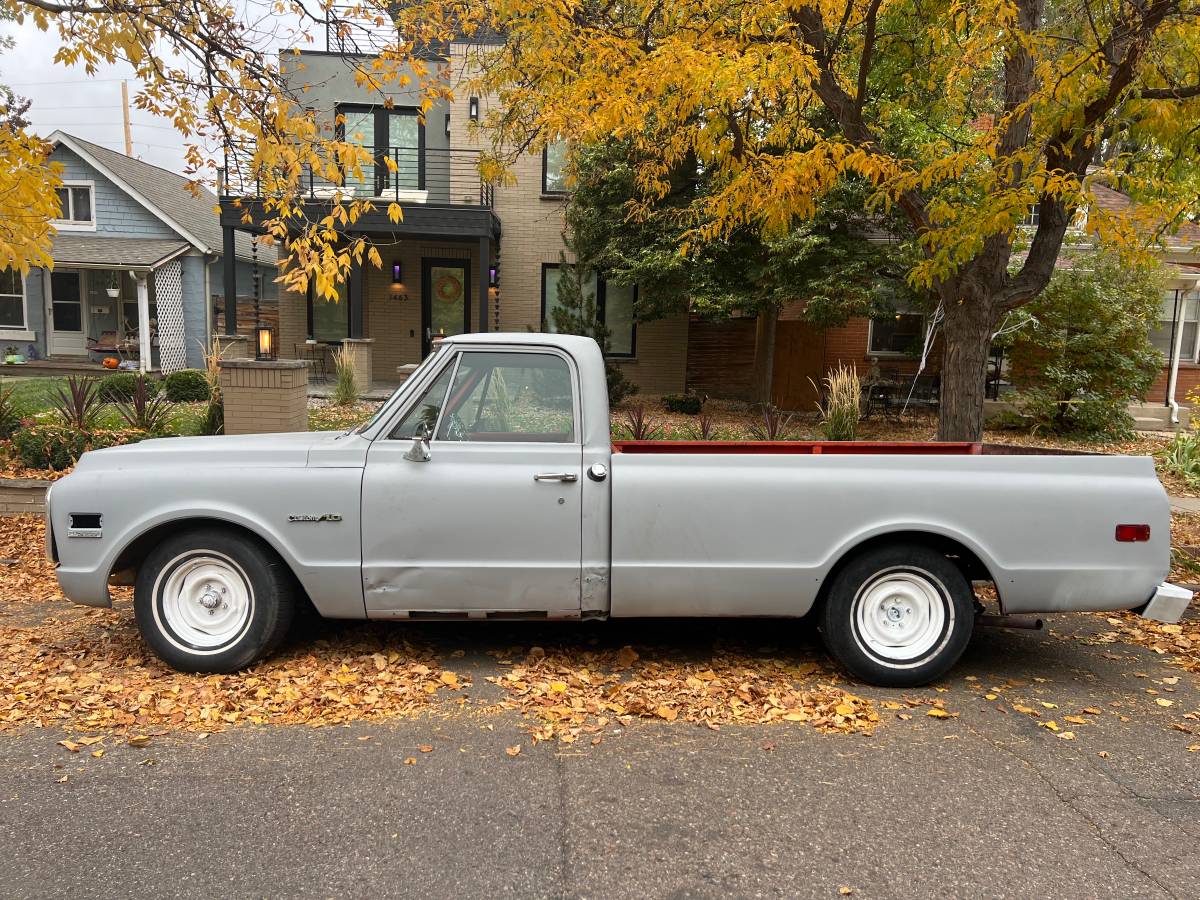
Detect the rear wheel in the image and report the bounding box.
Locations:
[134,528,295,673]
[819,543,974,687]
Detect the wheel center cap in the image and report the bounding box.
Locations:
[886,603,904,622]
[198,590,221,610]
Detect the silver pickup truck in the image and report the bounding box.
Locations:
[47,333,1192,686]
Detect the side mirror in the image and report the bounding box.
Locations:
[403,422,431,462]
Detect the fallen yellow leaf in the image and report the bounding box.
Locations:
[505,745,521,757]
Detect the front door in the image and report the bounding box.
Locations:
[48,271,87,357]
[421,259,469,357]
[361,348,583,616]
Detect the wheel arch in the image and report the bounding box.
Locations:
[109,515,302,594]
[814,528,999,614]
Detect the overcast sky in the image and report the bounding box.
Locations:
[0,9,317,177]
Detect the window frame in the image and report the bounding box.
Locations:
[1153,288,1200,364]
[541,141,568,196]
[52,180,97,231]
[867,308,926,357]
[335,103,426,194]
[539,262,637,359]
[0,268,30,338]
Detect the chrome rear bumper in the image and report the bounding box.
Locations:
[1139,582,1194,624]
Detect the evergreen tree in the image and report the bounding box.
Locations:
[547,250,637,406]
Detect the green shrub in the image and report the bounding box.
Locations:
[1004,249,1164,438]
[162,369,211,403]
[662,393,704,415]
[98,371,161,403]
[12,425,148,471]
[1161,432,1200,490]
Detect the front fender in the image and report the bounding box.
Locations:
[51,466,366,618]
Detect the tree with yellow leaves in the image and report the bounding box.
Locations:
[395,0,1200,439]
[3,0,1200,439]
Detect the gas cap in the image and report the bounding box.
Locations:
[587,463,608,482]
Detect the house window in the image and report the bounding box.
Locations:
[542,140,568,194]
[0,269,26,330]
[53,183,94,226]
[869,307,925,355]
[307,280,350,343]
[336,105,422,197]
[1021,204,1040,227]
[1151,289,1200,363]
[541,264,636,357]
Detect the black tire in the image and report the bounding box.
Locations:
[134,527,295,673]
[819,543,974,687]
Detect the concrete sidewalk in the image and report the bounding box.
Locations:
[1170,495,1200,514]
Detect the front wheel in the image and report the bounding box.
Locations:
[134,527,295,673]
[819,543,974,687]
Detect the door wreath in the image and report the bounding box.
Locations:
[434,272,463,303]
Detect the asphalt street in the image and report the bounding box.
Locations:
[1,618,1198,900]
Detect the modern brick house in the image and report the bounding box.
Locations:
[217,39,1198,414]
[217,42,688,393]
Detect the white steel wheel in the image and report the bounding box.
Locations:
[135,527,295,673]
[852,568,950,667]
[154,551,255,653]
[820,543,975,687]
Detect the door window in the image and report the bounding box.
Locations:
[389,361,456,439]
[428,264,467,340]
[51,272,83,332]
[435,352,575,442]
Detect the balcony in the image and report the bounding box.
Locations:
[219,144,501,242]
[221,145,493,207]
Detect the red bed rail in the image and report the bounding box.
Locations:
[611,440,983,455]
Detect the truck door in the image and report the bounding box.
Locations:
[360,348,584,615]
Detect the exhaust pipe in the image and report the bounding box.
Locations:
[976,614,1044,630]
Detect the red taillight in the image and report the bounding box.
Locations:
[1115,524,1151,543]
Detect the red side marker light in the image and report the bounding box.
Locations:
[1115,524,1151,543]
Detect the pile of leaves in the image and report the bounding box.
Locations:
[487,645,879,743]
[1091,614,1200,675]
[0,515,60,603]
[0,516,879,740]
[0,609,474,732]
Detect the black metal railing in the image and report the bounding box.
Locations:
[220,145,494,208]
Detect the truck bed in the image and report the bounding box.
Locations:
[612,441,1096,455]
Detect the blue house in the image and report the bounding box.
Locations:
[6,132,275,372]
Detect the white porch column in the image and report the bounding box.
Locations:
[136,273,151,373]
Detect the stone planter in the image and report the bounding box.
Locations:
[0,478,52,515]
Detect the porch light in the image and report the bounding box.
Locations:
[392,260,403,284]
[444,113,451,138]
[255,325,276,361]
[489,264,498,288]
[469,96,479,121]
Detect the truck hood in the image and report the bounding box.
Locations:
[73,430,359,473]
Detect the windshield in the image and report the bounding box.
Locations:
[353,345,450,435]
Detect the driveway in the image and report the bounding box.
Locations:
[1,614,1198,899]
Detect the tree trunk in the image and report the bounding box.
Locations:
[752,306,779,406]
[937,300,997,441]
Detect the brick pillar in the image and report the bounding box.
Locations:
[215,334,249,361]
[217,358,308,435]
[340,337,374,394]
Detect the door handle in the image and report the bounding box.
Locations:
[533,472,578,483]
